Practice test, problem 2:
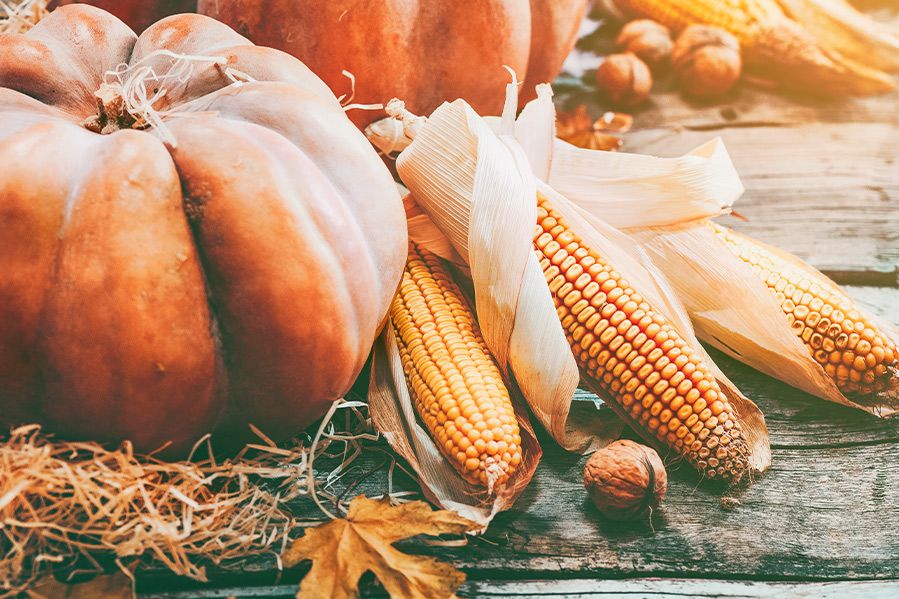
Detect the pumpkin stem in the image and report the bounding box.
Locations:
[82,83,138,134]
[82,50,234,144]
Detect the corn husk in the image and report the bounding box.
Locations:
[369,188,540,528]
[401,188,464,267]
[371,83,770,476]
[514,87,898,417]
[774,0,899,73]
[368,323,542,530]
[384,93,588,454]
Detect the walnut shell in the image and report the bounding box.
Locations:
[672,25,742,98]
[595,53,653,107]
[583,439,667,521]
[616,19,673,70]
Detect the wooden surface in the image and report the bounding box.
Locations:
[140,9,899,599]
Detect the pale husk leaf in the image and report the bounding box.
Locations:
[515,90,897,416]
[775,0,899,73]
[393,96,591,452]
[400,187,464,267]
[367,326,542,530]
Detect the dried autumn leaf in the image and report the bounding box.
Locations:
[29,572,133,599]
[282,496,477,599]
[556,105,625,151]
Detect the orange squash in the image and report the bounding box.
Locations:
[0,5,407,453]
[51,0,195,32]
[198,0,588,127]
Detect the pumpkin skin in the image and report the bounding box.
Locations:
[51,0,196,32]
[0,6,407,453]
[198,0,588,127]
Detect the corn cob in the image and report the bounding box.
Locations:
[534,194,751,482]
[711,222,899,396]
[390,242,522,490]
[613,0,895,95]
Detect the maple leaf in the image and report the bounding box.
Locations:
[556,105,632,151]
[29,572,133,599]
[282,496,477,599]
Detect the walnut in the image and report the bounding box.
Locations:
[583,439,667,521]
[616,19,673,70]
[672,25,742,98]
[595,53,653,107]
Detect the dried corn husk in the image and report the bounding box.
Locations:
[774,0,899,73]
[369,83,770,476]
[368,323,542,529]
[401,186,464,267]
[368,187,540,529]
[513,87,899,417]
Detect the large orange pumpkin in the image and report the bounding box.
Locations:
[52,0,195,32]
[0,5,406,453]
[198,0,589,127]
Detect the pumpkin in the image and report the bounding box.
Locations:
[0,5,407,453]
[51,0,195,32]
[198,0,589,127]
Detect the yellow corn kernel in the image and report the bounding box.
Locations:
[711,222,898,396]
[613,0,782,44]
[534,194,751,482]
[390,242,522,490]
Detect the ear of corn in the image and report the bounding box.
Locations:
[614,0,782,40]
[774,0,899,73]
[390,242,522,491]
[710,222,899,397]
[534,194,751,482]
[613,0,895,95]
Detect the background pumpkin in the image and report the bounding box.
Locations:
[0,5,406,453]
[51,0,194,32]
[198,0,589,127]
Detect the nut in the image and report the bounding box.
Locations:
[583,439,667,521]
[616,19,673,70]
[672,25,742,98]
[595,53,653,107]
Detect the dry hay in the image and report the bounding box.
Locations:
[0,0,48,34]
[0,400,393,597]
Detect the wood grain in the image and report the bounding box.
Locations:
[140,578,899,598]
[623,124,899,283]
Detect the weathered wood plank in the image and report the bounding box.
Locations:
[466,578,899,599]
[556,69,899,132]
[622,124,899,281]
[139,578,899,599]
[139,438,899,585]
[632,87,899,132]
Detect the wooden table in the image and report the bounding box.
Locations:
[142,14,899,599]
